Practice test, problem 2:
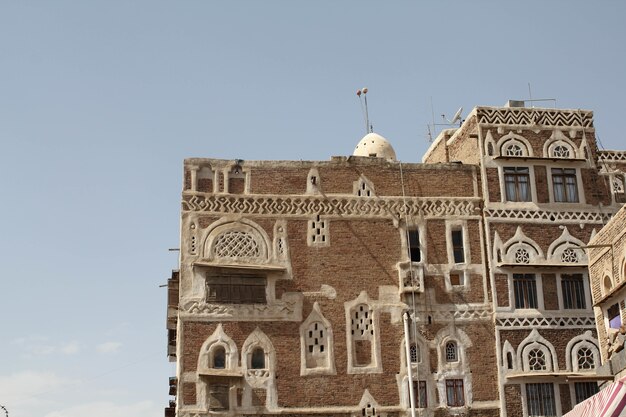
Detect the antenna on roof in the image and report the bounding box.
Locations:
[356,87,373,134]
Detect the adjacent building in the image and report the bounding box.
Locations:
[166,102,626,417]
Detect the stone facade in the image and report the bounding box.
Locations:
[166,103,626,417]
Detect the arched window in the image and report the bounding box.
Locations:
[212,346,226,369]
[251,347,265,369]
[528,348,547,371]
[577,347,595,370]
[506,352,513,369]
[445,342,458,362]
[553,145,570,158]
[604,275,613,295]
[410,343,420,363]
[505,144,523,157]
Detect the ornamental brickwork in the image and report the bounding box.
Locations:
[166,103,625,417]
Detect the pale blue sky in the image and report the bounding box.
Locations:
[1,2,625,416]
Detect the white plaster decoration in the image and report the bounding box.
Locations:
[189,222,198,255]
[306,168,321,195]
[502,227,544,264]
[223,163,249,194]
[203,219,270,263]
[517,330,558,372]
[484,208,613,223]
[543,131,578,159]
[354,175,375,197]
[598,150,626,162]
[300,302,336,376]
[197,324,239,374]
[180,292,302,321]
[611,174,625,197]
[397,262,424,294]
[565,331,600,372]
[498,135,532,157]
[496,315,595,328]
[308,214,329,246]
[196,166,215,193]
[273,221,289,261]
[484,130,496,156]
[182,194,482,219]
[546,227,588,264]
[302,284,337,299]
[345,292,382,374]
[355,390,385,417]
[477,107,594,128]
[413,307,492,324]
[502,340,517,371]
[241,328,276,404]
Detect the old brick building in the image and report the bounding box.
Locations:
[166,102,626,417]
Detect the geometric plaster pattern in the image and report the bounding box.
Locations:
[496,316,595,328]
[485,208,613,223]
[598,150,626,162]
[412,307,492,323]
[180,297,301,321]
[182,194,481,218]
[477,108,593,128]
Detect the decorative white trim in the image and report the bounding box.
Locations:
[495,315,595,328]
[502,227,544,264]
[241,328,277,407]
[476,107,593,128]
[517,329,558,372]
[182,194,482,219]
[498,134,532,157]
[354,175,375,197]
[565,331,600,372]
[502,340,517,372]
[300,302,336,376]
[306,168,321,195]
[547,227,588,264]
[345,291,382,374]
[202,218,271,263]
[484,208,613,223]
[544,132,578,159]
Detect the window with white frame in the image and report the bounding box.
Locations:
[445,341,459,363]
[513,274,538,309]
[526,383,556,417]
[552,168,579,203]
[504,167,531,202]
[212,345,226,369]
[409,343,420,363]
[450,228,465,264]
[351,304,374,367]
[445,379,465,407]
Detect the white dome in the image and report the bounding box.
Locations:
[353,132,397,161]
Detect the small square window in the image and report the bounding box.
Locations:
[450,273,463,286]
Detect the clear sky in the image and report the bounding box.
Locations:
[1,2,625,416]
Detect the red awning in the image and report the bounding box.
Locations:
[564,376,626,417]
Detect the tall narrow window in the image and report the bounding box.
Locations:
[212,346,226,369]
[409,344,419,363]
[351,304,374,367]
[504,167,531,202]
[408,229,421,262]
[513,274,538,309]
[552,168,579,202]
[608,304,621,330]
[445,379,464,407]
[526,383,556,417]
[251,348,265,369]
[574,382,599,404]
[408,380,427,408]
[451,229,465,263]
[561,274,586,309]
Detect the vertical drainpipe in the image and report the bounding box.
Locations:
[404,312,417,417]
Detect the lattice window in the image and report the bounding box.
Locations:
[505,144,523,156]
[561,248,579,263]
[213,231,260,258]
[305,321,327,363]
[409,344,419,363]
[308,214,329,246]
[613,176,625,194]
[553,145,570,158]
[528,348,547,371]
[352,305,373,340]
[445,341,458,362]
[515,248,530,264]
[577,347,594,370]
